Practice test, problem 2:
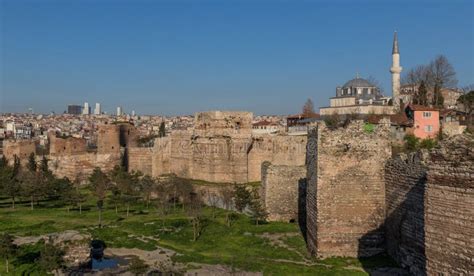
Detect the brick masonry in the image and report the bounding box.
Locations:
[384,134,473,275]
[261,162,306,222]
[306,119,392,258]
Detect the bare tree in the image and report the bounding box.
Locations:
[429,55,457,106]
[186,192,203,241]
[207,190,220,219]
[221,187,235,227]
[366,76,384,93]
[302,99,315,116]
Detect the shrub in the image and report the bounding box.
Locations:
[363,123,375,133]
[403,134,419,151]
[419,138,437,150]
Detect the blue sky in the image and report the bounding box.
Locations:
[1,0,473,115]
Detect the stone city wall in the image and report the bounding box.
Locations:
[306,119,391,258]
[140,111,307,184]
[127,147,153,175]
[3,139,37,163]
[49,135,88,156]
[49,152,121,182]
[384,151,428,275]
[261,162,306,222]
[424,135,474,275]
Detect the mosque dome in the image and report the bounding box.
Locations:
[342,77,376,88]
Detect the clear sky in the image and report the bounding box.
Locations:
[1,0,473,115]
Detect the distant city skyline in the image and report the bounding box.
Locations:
[1,0,473,115]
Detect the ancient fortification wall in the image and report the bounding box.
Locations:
[384,152,427,275]
[49,152,120,182]
[47,123,124,181]
[306,119,391,258]
[127,147,153,175]
[49,136,87,156]
[3,139,37,162]
[247,135,307,182]
[383,134,473,275]
[261,162,306,222]
[139,111,307,184]
[424,135,473,275]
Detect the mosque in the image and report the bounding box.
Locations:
[320,32,402,116]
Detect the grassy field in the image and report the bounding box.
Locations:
[0,194,397,275]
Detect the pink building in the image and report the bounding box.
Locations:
[406,105,440,139]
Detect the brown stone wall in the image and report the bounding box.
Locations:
[127,147,153,175]
[385,152,427,275]
[424,135,474,275]
[261,162,306,222]
[306,119,391,258]
[3,139,37,163]
[49,152,120,182]
[49,136,87,156]
[247,135,307,182]
[97,124,120,154]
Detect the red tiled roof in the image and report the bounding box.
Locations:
[407,104,440,112]
[252,120,277,127]
[287,113,320,120]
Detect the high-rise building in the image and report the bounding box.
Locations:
[94,103,101,115]
[83,102,91,115]
[67,105,82,115]
[116,106,123,116]
[131,110,136,116]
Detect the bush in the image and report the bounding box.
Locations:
[419,138,437,150]
[403,134,419,151]
[363,123,375,133]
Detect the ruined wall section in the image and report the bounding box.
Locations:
[385,152,428,275]
[424,135,474,275]
[306,119,391,258]
[247,135,307,182]
[261,162,306,222]
[49,153,120,182]
[3,139,37,163]
[49,136,87,156]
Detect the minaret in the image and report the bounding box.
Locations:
[390,31,402,111]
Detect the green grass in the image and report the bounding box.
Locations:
[0,195,397,275]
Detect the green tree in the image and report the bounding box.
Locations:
[38,238,64,274]
[0,156,7,168]
[249,189,268,226]
[413,81,428,106]
[39,155,50,174]
[404,134,420,151]
[27,153,37,172]
[159,122,166,137]
[2,156,21,208]
[89,168,111,227]
[0,233,18,273]
[233,185,251,212]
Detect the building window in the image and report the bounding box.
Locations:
[424,125,433,132]
[423,112,432,118]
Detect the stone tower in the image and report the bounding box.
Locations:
[390,31,402,111]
